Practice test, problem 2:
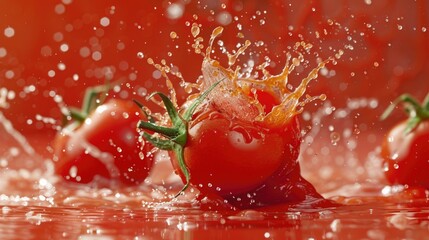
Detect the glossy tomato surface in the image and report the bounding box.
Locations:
[53,99,153,186]
[381,120,429,189]
[183,106,300,195]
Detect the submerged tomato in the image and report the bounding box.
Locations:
[53,99,153,186]
[381,93,429,189]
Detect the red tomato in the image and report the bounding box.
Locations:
[382,120,429,188]
[174,105,301,197]
[53,99,153,186]
[138,60,331,208]
[172,103,334,209]
[381,93,429,189]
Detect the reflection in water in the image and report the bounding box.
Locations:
[1,203,429,239]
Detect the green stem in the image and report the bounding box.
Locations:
[138,121,179,138]
[423,93,429,111]
[381,93,429,134]
[142,132,175,150]
[68,107,87,123]
[173,144,190,197]
[137,79,224,198]
[81,84,110,115]
[133,99,155,123]
[148,92,182,127]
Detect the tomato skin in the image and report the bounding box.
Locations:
[53,99,153,186]
[171,104,302,199]
[381,120,429,189]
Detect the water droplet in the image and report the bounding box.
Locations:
[48,70,56,78]
[330,132,341,145]
[166,3,184,20]
[92,51,102,61]
[191,24,200,37]
[57,63,66,71]
[54,4,66,14]
[53,32,64,42]
[60,43,69,52]
[0,47,7,58]
[216,11,232,26]
[4,70,14,79]
[264,232,271,238]
[100,17,110,27]
[69,166,78,178]
[137,52,144,59]
[4,27,15,38]
[170,31,177,39]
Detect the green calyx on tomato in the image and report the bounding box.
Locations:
[136,80,223,197]
[62,80,114,126]
[381,93,429,134]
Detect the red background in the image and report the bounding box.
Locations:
[1,0,428,139]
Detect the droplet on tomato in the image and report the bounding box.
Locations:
[69,165,78,178]
[393,163,399,169]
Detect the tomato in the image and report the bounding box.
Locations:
[176,105,301,196]
[382,120,429,188]
[173,102,332,209]
[53,99,153,186]
[137,47,334,208]
[381,93,429,189]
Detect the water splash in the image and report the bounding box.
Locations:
[0,111,35,156]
